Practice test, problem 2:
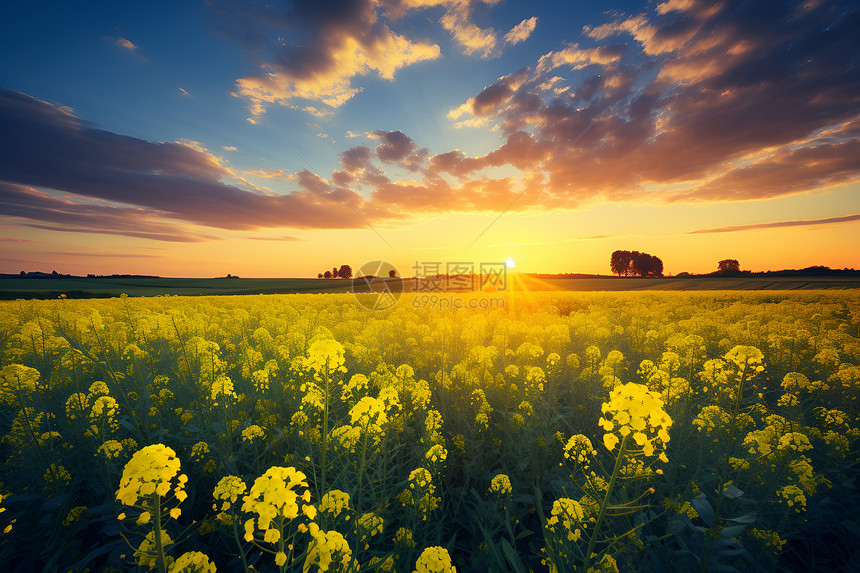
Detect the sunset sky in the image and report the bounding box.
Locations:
[1,0,858,277]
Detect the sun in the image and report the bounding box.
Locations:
[505,257,516,268]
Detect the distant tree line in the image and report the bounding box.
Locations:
[610,250,664,277]
[317,265,353,279]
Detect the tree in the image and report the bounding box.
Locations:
[610,250,633,276]
[338,265,353,280]
[718,259,740,274]
[317,273,323,279]
[324,270,332,279]
[388,269,397,278]
[332,267,339,279]
[611,250,663,277]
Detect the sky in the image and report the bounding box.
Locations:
[1,0,859,278]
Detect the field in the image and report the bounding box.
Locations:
[1,291,859,572]
[3,275,860,300]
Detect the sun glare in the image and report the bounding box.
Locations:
[505,257,516,268]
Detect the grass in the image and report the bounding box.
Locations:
[2,274,859,299]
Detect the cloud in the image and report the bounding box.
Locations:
[345,130,361,138]
[369,130,428,171]
[688,214,860,235]
[437,0,860,209]
[0,181,219,242]
[222,146,238,151]
[504,16,538,45]
[440,5,499,58]
[0,88,397,234]
[243,168,294,181]
[114,37,137,51]
[178,87,192,97]
[215,0,441,116]
[246,235,304,241]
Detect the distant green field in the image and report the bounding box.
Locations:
[2,274,859,299]
[0,277,361,299]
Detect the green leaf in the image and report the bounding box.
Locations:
[691,495,714,527]
[725,512,756,524]
[723,484,744,499]
[501,539,529,573]
[719,524,748,539]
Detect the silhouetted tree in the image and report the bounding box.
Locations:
[332,267,339,278]
[317,273,323,279]
[338,265,353,279]
[610,250,633,276]
[718,259,740,273]
[611,250,663,277]
[324,270,332,279]
[388,269,397,278]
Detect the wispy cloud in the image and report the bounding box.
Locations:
[688,214,860,234]
[114,37,137,51]
[504,17,538,46]
[178,87,192,97]
[246,235,304,241]
[487,241,552,248]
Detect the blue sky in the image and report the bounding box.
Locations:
[1,0,859,277]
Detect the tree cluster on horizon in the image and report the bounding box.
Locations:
[610,250,664,277]
[317,265,353,279]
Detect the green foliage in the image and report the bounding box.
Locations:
[0,291,858,571]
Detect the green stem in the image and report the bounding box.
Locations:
[581,434,628,573]
[231,512,252,572]
[321,363,330,494]
[153,495,167,573]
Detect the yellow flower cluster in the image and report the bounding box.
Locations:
[747,528,786,557]
[307,339,347,376]
[395,527,416,548]
[98,439,125,460]
[409,467,432,490]
[424,410,444,445]
[777,484,806,512]
[63,505,87,526]
[489,474,512,496]
[241,424,265,443]
[212,475,247,512]
[563,434,596,467]
[304,522,352,573]
[241,466,316,543]
[586,553,619,573]
[598,382,672,459]
[471,389,492,428]
[357,511,383,538]
[413,546,456,573]
[723,345,764,375]
[348,396,388,438]
[0,364,41,405]
[170,551,217,572]
[546,498,585,542]
[425,444,447,464]
[135,529,174,568]
[191,441,210,462]
[403,468,439,517]
[44,463,71,489]
[210,375,237,406]
[116,444,187,507]
[319,489,351,518]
